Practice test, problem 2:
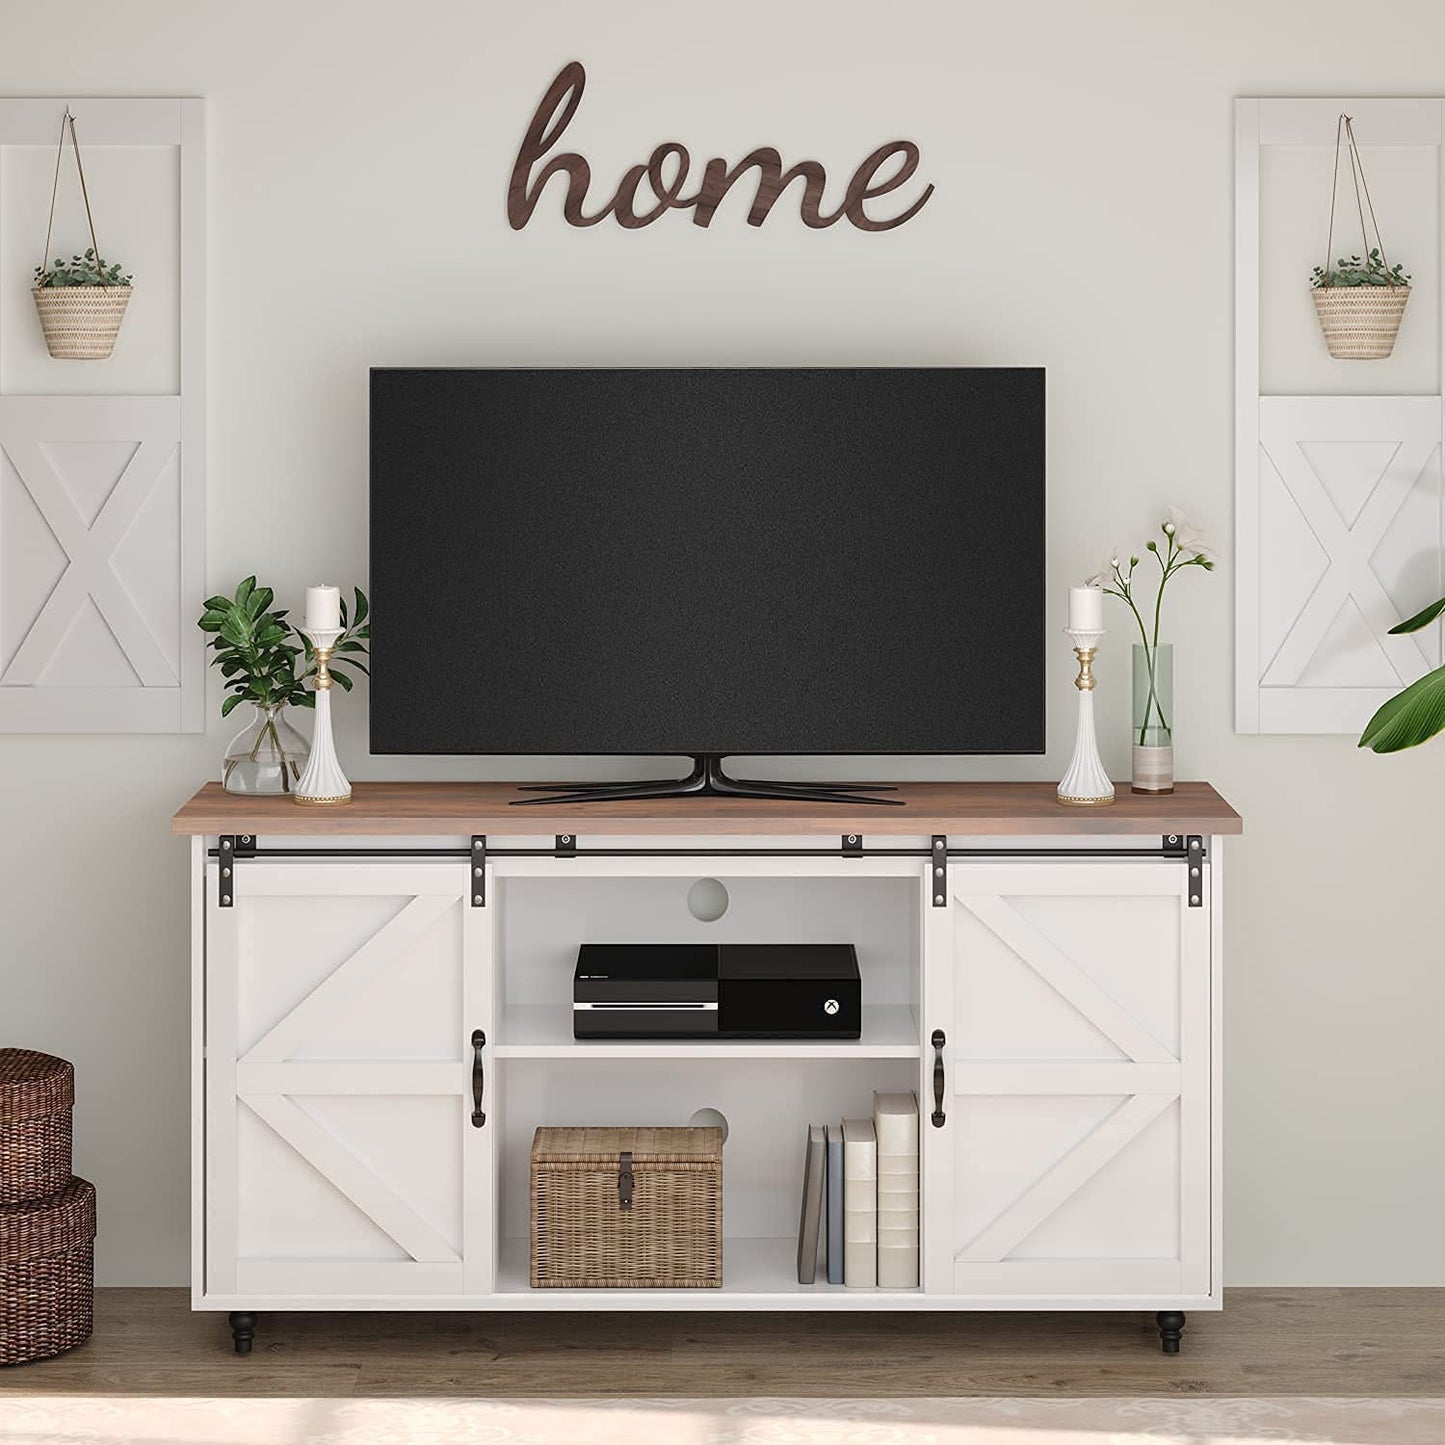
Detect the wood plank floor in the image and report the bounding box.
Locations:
[1,1289,1443,1396]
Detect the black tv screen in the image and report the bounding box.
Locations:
[369,367,1044,757]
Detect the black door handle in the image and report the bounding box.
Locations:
[931,1028,946,1128]
[470,1029,486,1127]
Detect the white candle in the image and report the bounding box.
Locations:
[1068,585,1104,632]
[305,584,342,633]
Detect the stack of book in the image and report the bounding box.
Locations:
[796,1092,919,1289]
[874,1091,919,1288]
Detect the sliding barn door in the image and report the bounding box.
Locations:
[924,861,1210,1301]
[205,862,494,1302]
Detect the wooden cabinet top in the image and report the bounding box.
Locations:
[171,779,1241,837]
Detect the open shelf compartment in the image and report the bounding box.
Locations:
[494,1056,921,1298]
[491,869,921,1057]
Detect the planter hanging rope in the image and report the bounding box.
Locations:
[1312,113,1410,360]
[31,108,132,360]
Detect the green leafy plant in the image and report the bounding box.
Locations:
[1088,511,1215,746]
[1359,596,1445,752]
[33,248,132,288]
[197,577,370,723]
[1310,249,1410,289]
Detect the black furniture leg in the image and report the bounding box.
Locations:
[228,1311,257,1355]
[1156,1310,1185,1354]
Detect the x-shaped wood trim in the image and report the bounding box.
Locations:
[234,891,464,1265]
[243,1093,458,1264]
[956,1093,1176,1262]
[242,895,457,1064]
[1,419,180,687]
[1259,409,1438,688]
[952,889,1183,1262]
[957,894,1175,1064]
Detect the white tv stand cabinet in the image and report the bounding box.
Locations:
[173,780,1240,1357]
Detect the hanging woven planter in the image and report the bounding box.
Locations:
[33,287,131,360]
[30,109,134,360]
[1311,285,1409,360]
[1310,114,1410,361]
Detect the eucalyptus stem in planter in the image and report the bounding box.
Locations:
[33,249,132,289]
[197,578,369,794]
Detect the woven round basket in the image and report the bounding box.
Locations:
[0,1050,73,1207]
[1311,285,1410,360]
[31,285,131,360]
[0,1176,95,1365]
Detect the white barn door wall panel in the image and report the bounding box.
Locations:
[0,98,203,732]
[1236,98,1445,734]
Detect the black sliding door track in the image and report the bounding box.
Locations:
[207,842,1200,862]
[209,833,1206,910]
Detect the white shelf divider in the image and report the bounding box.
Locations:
[496,1236,920,1305]
[492,1004,920,1060]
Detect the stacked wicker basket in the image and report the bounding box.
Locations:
[0,1049,95,1364]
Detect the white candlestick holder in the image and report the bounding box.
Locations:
[1057,627,1115,808]
[293,626,352,806]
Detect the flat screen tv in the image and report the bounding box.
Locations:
[370,367,1044,805]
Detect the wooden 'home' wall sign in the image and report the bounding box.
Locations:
[508,62,934,232]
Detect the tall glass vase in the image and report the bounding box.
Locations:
[222,702,309,794]
[1131,643,1174,794]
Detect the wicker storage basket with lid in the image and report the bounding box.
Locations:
[0,1049,74,1206]
[0,1176,96,1363]
[531,1126,722,1288]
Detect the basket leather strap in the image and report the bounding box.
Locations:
[40,109,104,278]
[1323,113,1399,287]
[618,1150,634,1212]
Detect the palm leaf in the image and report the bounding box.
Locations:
[1359,677,1425,749]
[1389,595,1445,634]
[1359,664,1445,751]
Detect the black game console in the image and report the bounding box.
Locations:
[573,943,861,1040]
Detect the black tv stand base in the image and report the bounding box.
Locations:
[511,753,904,807]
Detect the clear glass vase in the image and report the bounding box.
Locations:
[222,702,309,795]
[1131,643,1174,794]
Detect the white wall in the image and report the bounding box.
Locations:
[1,0,1443,1288]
